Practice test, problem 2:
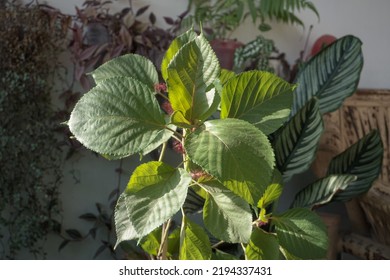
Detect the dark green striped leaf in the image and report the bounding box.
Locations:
[327,130,383,201]
[292,35,363,115]
[292,175,356,209]
[274,98,323,181]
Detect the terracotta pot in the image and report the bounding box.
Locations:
[210,39,243,70]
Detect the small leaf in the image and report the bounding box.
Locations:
[185,119,275,205]
[90,54,158,90]
[259,23,272,32]
[79,213,97,222]
[292,175,356,209]
[257,170,283,208]
[179,216,211,260]
[149,12,156,25]
[136,5,149,17]
[202,180,252,243]
[327,130,383,201]
[246,228,280,260]
[212,249,239,260]
[273,208,328,259]
[69,77,168,158]
[66,229,83,240]
[221,71,295,135]
[114,162,191,247]
[161,29,197,81]
[58,240,70,252]
[93,244,107,259]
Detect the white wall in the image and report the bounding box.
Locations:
[27,0,390,259]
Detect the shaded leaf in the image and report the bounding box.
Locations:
[292,175,356,209]
[202,180,252,243]
[246,227,279,260]
[273,98,323,182]
[327,130,383,201]
[114,162,191,247]
[179,217,211,260]
[273,208,328,259]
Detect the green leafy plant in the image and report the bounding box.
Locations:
[185,0,319,39]
[68,25,382,259]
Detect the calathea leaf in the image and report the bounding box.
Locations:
[291,175,357,209]
[166,33,220,124]
[292,35,363,115]
[68,77,169,158]
[201,180,252,243]
[114,162,191,247]
[90,54,158,90]
[185,118,275,205]
[221,71,295,135]
[246,227,280,260]
[327,130,383,201]
[161,29,198,81]
[179,216,211,260]
[273,98,323,182]
[273,208,328,259]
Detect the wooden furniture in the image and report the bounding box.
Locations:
[312,89,390,259]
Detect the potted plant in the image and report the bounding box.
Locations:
[66,28,382,259]
[184,0,319,69]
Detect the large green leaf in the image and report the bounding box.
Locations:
[246,227,280,260]
[91,54,158,90]
[114,162,191,246]
[292,35,363,115]
[161,29,198,81]
[179,216,211,260]
[166,33,220,124]
[68,77,168,157]
[327,130,383,201]
[202,180,252,243]
[273,98,323,181]
[185,118,275,204]
[221,71,295,135]
[273,208,328,259]
[292,175,356,209]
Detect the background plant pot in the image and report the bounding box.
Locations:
[210,39,243,70]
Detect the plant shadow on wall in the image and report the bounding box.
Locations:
[67,27,383,259]
[0,1,70,259]
[57,0,188,259]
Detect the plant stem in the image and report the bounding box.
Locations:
[157,218,172,260]
[158,141,168,162]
